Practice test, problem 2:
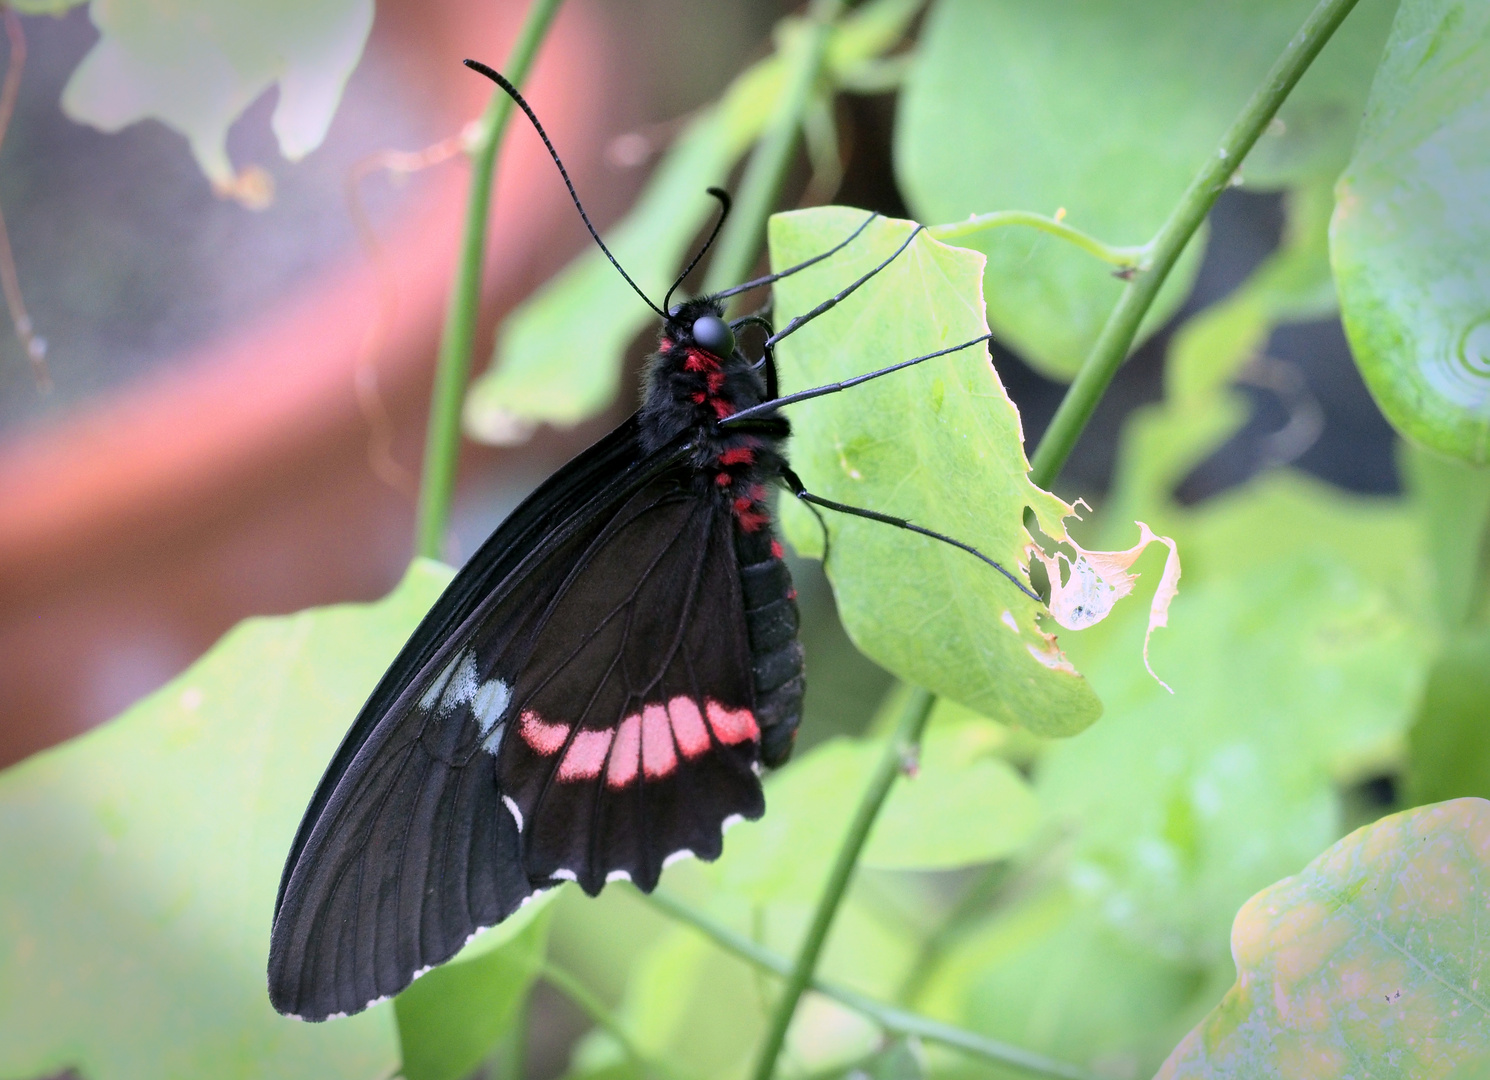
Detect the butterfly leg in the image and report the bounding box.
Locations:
[778,466,1040,602]
[763,224,925,348]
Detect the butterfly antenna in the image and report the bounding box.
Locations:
[664,187,731,313]
[464,59,666,319]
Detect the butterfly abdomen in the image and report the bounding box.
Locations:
[736,525,804,767]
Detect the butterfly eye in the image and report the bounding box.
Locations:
[691,314,735,356]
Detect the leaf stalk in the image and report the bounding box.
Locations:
[414,0,566,560]
[646,890,1097,1080]
[1027,0,1363,490]
[748,686,935,1080]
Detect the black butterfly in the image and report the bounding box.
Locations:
[267,61,1037,1022]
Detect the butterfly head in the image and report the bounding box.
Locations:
[665,298,737,361]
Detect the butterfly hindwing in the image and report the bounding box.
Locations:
[496,486,763,894]
[268,421,769,1020]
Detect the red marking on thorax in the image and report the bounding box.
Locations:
[770,539,784,559]
[712,398,736,420]
[683,349,718,373]
[718,447,754,466]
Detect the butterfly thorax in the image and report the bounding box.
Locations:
[638,297,788,533]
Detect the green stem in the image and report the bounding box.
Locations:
[414,0,566,560]
[646,891,1097,1080]
[539,961,669,1079]
[749,687,935,1080]
[1027,0,1362,490]
[703,0,847,298]
[929,211,1145,269]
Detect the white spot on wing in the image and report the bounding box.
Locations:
[606,869,632,883]
[418,652,462,710]
[440,654,480,714]
[482,723,506,757]
[722,813,745,833]
[552,868,578,882]
[662,849,696,869]
[502,795,524,833]
[473,678,511,735]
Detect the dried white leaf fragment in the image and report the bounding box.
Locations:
[1028,521,1181,692]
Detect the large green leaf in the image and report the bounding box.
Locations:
[1044,521,1430,965]
[1332,0,1490,463]
[714,716,1041,903]
[0,561,455,1080]
[895,0,1397,379]
[1158,798,1490,1078]
[768,207,1101,736]
[395,893,559,1080]
[61,0,372,189]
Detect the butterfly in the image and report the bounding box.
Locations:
[267,60,1037,1022]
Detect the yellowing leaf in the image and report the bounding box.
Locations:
[1158,798,1490,1079]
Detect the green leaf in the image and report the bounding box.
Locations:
[1408,628,1490,806]
[767,207,1101,735]
[895,0,1396,379]
[60,0,372,188]
[1157,798,1490,1079]
[715,717,1041,903]
[464,55,786,441]
[396,893,558,1080]
[1045,539,1430,965]
[915,886,1216,1080]
[0,560,453,1080]
[1332,0,1490,463]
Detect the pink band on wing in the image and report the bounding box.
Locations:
[520,710,571,756]
[642,703,678,778]
[558,728,614,781]
[706,701,759,745]
[607,714,641,788]
[667,697,710,758]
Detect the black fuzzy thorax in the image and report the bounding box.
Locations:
[637,296,803,767]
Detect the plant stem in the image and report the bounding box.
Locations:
[703,0,847,298]
[749,686,935,1080]
[414,0,565,560]
[929,211,1145,270]
[1027,0,1362,490]
[539,961,668,1079]
[646,891,1097,1080]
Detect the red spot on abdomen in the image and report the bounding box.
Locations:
[718,447,754,466]
[771,539,784,559]
[712,398,736,420]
